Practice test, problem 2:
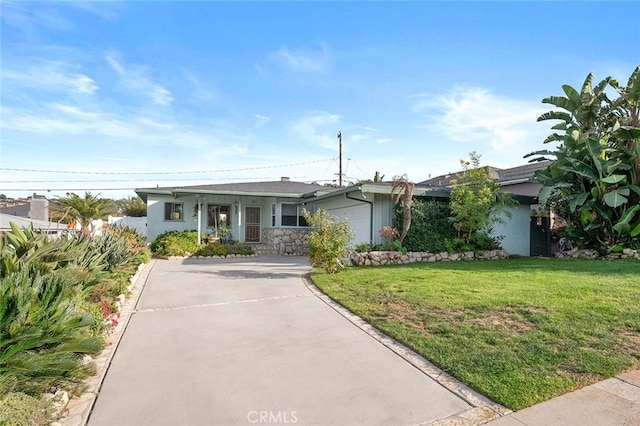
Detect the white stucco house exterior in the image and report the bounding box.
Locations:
[135,178,334,254]
[136,161,551,257]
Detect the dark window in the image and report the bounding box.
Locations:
[280,203,313,227]
[164,202,184,220]
[207,205,231,227]
[281,203,298,226]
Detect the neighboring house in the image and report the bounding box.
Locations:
[0,194,52,221]
[0,213,68,235]
[137,162,551,257]
[135,178,335,254]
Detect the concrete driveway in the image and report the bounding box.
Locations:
[88,257,475,425]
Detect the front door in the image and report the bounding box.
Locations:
[530,216,551,257]
[245,207,261,243]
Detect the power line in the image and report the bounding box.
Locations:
[0,176,309,183]
[0,158,334,175]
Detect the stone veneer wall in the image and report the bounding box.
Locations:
[348,249,509,266]
[260,228,311,255]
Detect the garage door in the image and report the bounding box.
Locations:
[328,204,371,244]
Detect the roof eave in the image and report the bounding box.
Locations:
[171,189,308,198]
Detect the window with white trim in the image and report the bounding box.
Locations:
[164,202,184,221]
[271,203,276,226]
[281,203,314,227]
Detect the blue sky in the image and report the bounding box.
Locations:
[1,1,639,199]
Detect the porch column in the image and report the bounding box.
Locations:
[236,201,242,242]
[196,196,202,245]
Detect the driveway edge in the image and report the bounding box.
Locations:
[60,260,157,426]
[301,273,511,424]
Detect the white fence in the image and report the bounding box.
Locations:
[107,216,147,238]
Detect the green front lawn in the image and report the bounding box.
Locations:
[310,259,640,410]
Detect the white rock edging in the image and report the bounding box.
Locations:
[348,249,509,266]
[301,274,511,423]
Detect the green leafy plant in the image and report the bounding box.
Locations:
[526,67,640,252]
[150,230,198,256]
[0,271,102,399]
[303,209,354,273]
[194,242,254,257]
[118,196,147,217]
[395,200,457,253]
[0,392,53,426]
[353,242,373,253]
[52,192,116,235]
[449,152,516,247]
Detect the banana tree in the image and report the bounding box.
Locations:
[527,67,640,251]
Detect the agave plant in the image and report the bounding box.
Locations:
[526,67,640,251]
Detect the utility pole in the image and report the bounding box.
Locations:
[337,131,343,187]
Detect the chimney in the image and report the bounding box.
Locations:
[30,196,49,222]
[281,177,290,182]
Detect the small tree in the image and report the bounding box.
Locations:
[449,152,516,246]
[390,175,415,243]
[53,192,116,235]
[303,209,354,273]
[119,196,147,217]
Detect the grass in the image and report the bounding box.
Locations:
[310,258,640,410]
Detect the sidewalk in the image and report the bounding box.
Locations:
[486,368,640,426]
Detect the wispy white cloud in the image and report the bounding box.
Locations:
[255,114,270,126]
[1,104,224,149]
[270,43,330,73]
[291,111,343,150]
[105,52,174,106]
[2,62,98,94]
[0,1,121,33]
[68,1,123,21]
[182,68,218,103]
[413,87,548,152]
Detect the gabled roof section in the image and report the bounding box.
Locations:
[418,161,552,188]
[302,182,451,204]
[135,180,333,201]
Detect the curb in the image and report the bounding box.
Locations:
[301,273,511,425]
[59,260,156,426]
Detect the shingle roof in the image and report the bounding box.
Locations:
[418,161,552,188]
[136,180,332,197]
[0,203,30,217]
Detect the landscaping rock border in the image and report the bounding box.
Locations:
[153,253,258,260]
[348,249,509,266]
[58,261,155,426]
[559,248,640,260]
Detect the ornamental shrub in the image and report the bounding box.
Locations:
[0,271,102,399]
[194,242,254,257]
[394,200,456,252]
[303,209,354,273]
[150,230,198,256]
